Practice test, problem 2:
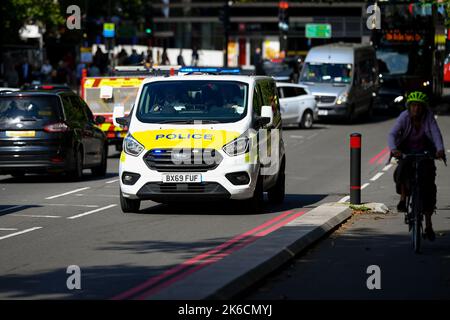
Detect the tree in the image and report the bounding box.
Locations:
[1,0,65,44]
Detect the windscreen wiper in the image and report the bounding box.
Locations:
[159,119,220,124]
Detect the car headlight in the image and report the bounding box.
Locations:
[336,92,348,105]
[223,136,249,157]
[123,134,144,157]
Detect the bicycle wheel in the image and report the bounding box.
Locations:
[411,190,422,254]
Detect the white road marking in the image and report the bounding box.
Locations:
[289,135,304,139]
[12,214,61,219]
[382,164,394,172]
[361,183,370,190]
[0,205,26,213]
[307,133,319,140]
[338,196,350,203]
[86,194,120,198]
[370,172,384,181]
[40,204,99,208]
[0,228,18,231]
[45,187,90,200]
[67,204,117,220]
[106,179,119,184]
[0,227,42,241]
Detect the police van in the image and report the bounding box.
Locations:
[115,68,286,213]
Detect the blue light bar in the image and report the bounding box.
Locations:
[179,67,241,74]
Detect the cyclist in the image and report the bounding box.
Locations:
[388,91,446,241]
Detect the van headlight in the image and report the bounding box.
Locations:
[124,134,144,157]
[223,136,249,157]
[336,92,348,105]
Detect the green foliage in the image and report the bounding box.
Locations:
[2,0,64,44]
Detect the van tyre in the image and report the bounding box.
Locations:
[68,148,83,181]
[300,110,314,129]
[246,175,264,213]
[91,144,108,177]
[267,158,286,204]
[120,191,140,213]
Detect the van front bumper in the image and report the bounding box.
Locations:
[317,104,349,118]
[119,150,259,202]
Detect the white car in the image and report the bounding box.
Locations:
[276,82,318,128]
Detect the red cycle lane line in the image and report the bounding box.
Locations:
[135,211,307,300]
[112,209,298,300]
[377,151,391,165]
[369,147,389,165]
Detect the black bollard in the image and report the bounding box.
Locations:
[350,133,361,205]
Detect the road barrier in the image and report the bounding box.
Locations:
[350,133,361,204]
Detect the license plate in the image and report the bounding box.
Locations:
[162,173,202,183]
[318,110,328,116]
[6,130,35,137]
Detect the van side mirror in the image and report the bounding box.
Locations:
[257,105,274,128]
[113,104,125,127]
[116,117,129,127]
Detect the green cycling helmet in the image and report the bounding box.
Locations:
[406,91,429,106]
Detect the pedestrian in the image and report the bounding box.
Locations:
[162,46,170,65]
[156,50,161,65]
[253,47,264,75]
[40,59,53,83]
[88,63,101,77]
[55,61,70,84]
[177,49,185,66]
[16,58,32,86]
[191,46,199,66]
[388,91,446,241]
[128,49,141,65]
[117,49,128,66]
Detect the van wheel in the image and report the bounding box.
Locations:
[68,148,83,181]
[245,175,264,213]
[300,110,314,129]
[363,99,374,122]
[91,145,108,177]
[267,158,285,204]
[120,190,140,213]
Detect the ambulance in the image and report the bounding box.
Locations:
[82,66,180,151]
[115,68,286,213]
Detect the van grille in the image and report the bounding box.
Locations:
[143,148,222,172]
[315,95,336,104]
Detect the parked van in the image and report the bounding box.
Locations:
[299,43,379,122]
[114,69,286,213]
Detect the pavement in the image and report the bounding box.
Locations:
[247,114,450,300]
[1,104,448,299]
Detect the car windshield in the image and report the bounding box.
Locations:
[376,49,409,75]
[136,80,248,123]
[300,63,353,83]
[0,96,60,126]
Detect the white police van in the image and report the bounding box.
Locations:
[115,68,285,213]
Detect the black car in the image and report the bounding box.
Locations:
[0,90,107,179]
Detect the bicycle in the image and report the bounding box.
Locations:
[401,152,437,253]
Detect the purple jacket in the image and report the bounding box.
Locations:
[388,109,445,153]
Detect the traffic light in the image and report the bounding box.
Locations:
[278,1,289,32]
[144,5,154,39]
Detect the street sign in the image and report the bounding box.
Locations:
[103,23,115,38]
[305,23,332,39]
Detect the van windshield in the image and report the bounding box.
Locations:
[136,80,248,124]
[300,63,353,84]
